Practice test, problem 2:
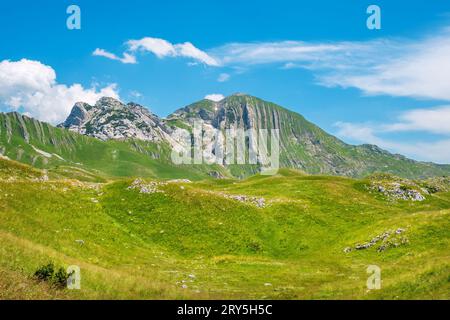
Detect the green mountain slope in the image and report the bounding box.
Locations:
[0,112,226,181]
[2,94,450,180]
[0,159,449,299]
[169,94,450,179]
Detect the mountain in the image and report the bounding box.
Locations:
[2,94,450,179]
[167,94,450,178]
[59,97,170,142]
[0,111,226,181]
[1,97,450,299]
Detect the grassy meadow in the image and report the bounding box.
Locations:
[0,159,449,299]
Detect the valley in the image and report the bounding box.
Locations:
[0,158,449,299]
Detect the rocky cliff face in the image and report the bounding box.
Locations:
[168,94,352,173]
[60,97,170,142]
[167,94,450,178]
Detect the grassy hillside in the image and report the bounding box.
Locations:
[0,112,227,181]
[0,160,448,299]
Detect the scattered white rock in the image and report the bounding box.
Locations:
[370,181,425,201]
[127,178,167,194]
[345,228,408,253]
[215,192,266,208]
[168,179,192,183]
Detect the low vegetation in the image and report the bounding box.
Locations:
[34,262,71,288]
[0,160,448,299]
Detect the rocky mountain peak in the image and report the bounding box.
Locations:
[94,97,123,109]
[60,97,169,142]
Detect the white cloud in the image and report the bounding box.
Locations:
[204,94,224,102]
[211,41,346,65]
[281,62,297,69]
[334,122,378,143]
[97,37,220,66]
[129,90,143,99]
[217,73,230,82]
[174,42,219,67]
[127,38,176,58]
[334,105,450,163]
[211,27,450,101]
[92,48,137,64]
[320,34,450,100]
[335,121,450,163]
[0,59,120,124]
[383,106,450,135]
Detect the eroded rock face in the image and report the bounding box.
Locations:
[166,94,395,177]
[62,102,91,127]
[60,97,170,142]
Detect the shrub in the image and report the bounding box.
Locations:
[33,263,55,281]
[247,241,262,253]
[53,267,70,288]
[33,262,71,288]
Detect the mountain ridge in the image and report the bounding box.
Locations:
[1,94,449,179]
[165,94,450,177]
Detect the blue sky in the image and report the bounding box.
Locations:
[1,0,450,163]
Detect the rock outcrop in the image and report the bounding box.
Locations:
[60,97,170,142]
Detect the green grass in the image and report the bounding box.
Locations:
[0,160,449,299]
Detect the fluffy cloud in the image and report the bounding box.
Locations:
[92,26,450,100]
[127,37,176,58]
[95,37,220,66]
[204,94,224,102]
[320,34,450,101]
[0,59,119,124]
[92,48,136,64]
[172,42,220,66]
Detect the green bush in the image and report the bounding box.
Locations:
[33,263,55,282]
[33,262,71,288]
[53,267,70,288]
